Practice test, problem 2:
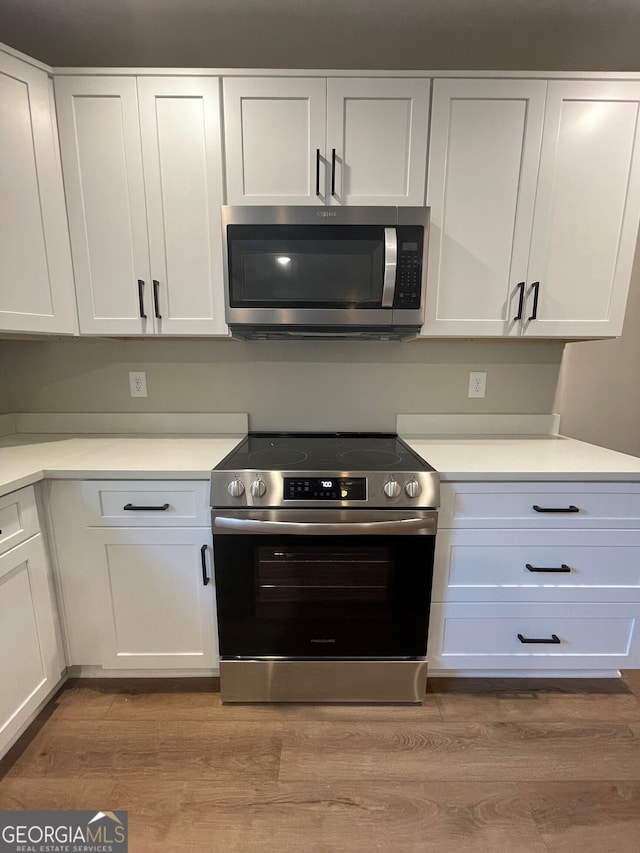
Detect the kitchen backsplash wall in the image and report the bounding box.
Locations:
[0,345,10,414]
[0,338,563,432]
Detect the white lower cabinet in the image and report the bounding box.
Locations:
[50,480,219,672]
[429,481,640,675]
[90,527,217,670]
[0,524,64,757]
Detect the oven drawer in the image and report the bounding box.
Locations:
[428,602,640,670]
[440,482,640,528]
[81,481,209,526]
[432,528,640,602]
[0,486,39,555]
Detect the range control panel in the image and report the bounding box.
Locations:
[285,477,367,501]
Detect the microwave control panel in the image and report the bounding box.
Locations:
[393,226,424,310]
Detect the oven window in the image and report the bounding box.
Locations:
[227,225,385,308]
[214,532,434,658]
[256,544,391,605]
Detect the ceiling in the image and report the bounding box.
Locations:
[1,0,639,70]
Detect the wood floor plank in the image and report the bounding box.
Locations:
[622,669,640,698]
[108,779,550,853]
[105,691,442,722]
[3,719,283,782]
[519,781,640,853]
[0,778,117,810]
[279,720,640,782]
[46,684,119,721]
[434,687,640,723]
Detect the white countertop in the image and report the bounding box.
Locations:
[0,434,243,496]
[403,434,640,481]
[2,431,640,498]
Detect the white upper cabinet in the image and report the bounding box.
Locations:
[55,75,227,336]
[0,50,76,334]
[523,81,640,338]
[223,77,326,205]
[223,76,430,206]
[423,79,546,337]
[423,77,640,338]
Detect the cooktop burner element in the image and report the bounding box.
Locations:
[211,432,439,510]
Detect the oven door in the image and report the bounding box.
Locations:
[212,509,436,659]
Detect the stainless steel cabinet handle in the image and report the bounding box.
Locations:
[213,516,435,535]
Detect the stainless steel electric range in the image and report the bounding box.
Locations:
[210,433,440,703]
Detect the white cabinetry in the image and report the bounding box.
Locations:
[55,76,227,336]
[50,481,218,672]
[0,49,76,334]
[223,76,430,206]
[423,79,640,338]
[0,487,64,758]
[429,481,640,674]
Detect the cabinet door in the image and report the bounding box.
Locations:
[0,536,64,756]
[55,76,153,335]
[326,78,430,206]
[523,81,640,337]
[92,528,218,670]
[223,77,326,204]
[138,77,227,335]
[0,52,76,334]
[421,79,546,336]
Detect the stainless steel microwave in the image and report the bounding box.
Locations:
[222,205,429,340]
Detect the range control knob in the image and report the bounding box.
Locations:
[405,478,422,499]
[383,478,401,498]
[250,478,267,498]
[227,478,245,498]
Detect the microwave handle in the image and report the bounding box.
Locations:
[382,227,398,307]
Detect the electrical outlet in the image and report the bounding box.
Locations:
[129,371,147,398]
[468,371,487,398]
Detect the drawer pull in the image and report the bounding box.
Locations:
[201,544,210,586]
[525,563,572,573]
[533,505,580,514]
[123,503,170,512]
[517,633,561,644]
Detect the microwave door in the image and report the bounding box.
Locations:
[382,227,398,307]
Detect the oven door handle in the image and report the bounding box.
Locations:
[381,227,398,307]
[213,516,436,535]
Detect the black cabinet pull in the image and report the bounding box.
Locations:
[514,281,525,321]
[528,281,540,321]
[526,563,572,573]
[201,544,210,586]
[315,148,321,196]
[123,503,169,511]
[331,148,337,196]
[517,633,561,644]
[153,279,162,319]
[137,279,147,319]
[533,505,580,513]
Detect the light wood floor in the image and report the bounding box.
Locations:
[2,672,640,852]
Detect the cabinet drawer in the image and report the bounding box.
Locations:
[433,528,640,602]
[440,482,640,528]
[429,602,640,670]
[81,481,210,526]
[0,487,39,555]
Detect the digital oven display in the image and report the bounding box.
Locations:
[284,477,367,500]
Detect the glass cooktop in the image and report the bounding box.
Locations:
[215,432,433,472]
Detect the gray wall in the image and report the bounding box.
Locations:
[0,344,10,414]
[1,0,640,70]
[555,244,640,456]
[1,338,563,432]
